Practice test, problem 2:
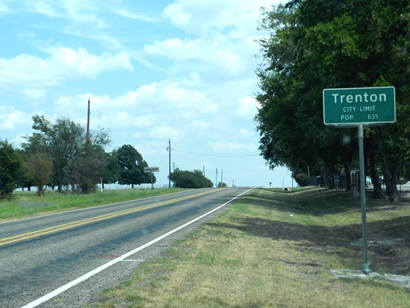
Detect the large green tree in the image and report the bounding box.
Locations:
[116,145,154,188]
[0,141,21,198]
[102,151,121,188]
[25,115,110,193]
[256,0,409,200]
[28,115,84,192]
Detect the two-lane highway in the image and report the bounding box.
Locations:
[0,188,249,307]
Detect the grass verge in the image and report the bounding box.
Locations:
[89,188,410,308]
[0,188,184,221]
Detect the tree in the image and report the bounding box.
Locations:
[26,115,110,193]
[68,129,110,193]
[25,152,53,196]
[116,145,153,188]
[16,149,35,191]
[256,1,409,200]
[29,115,84,192]
[169,169,213,188]
[65,143,103,193]
[0,141,21,198]
[102,151,121,188]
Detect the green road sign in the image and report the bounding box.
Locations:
[323,86,396,125]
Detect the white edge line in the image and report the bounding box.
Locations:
[0,189,196,225]
[21,188,252,308]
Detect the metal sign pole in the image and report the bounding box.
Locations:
[358,124,370,274]
[323,86,396,274]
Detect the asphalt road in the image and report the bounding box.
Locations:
[0,187,249,307]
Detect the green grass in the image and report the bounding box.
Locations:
[88,187,410,308]
[0,188,184,221]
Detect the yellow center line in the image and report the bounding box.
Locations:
[0,189,219,246]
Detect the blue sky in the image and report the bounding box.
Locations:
[0,0,292,187]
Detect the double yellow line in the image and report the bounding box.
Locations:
[0,189,219,247]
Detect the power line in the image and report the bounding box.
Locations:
[171,149,259,158]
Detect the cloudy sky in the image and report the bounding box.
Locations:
[0,0,292,187]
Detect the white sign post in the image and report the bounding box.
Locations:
[144,167,159,189]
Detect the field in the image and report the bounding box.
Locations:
[89,187,410,308]
[0,188,184,221]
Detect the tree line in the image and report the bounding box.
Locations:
[0,115,155,197]
[256,0,409,201]
[169,169,213,188]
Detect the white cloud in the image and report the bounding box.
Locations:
[0,107,32,130]
[208,141,257,153]
[161,82,217,114]
[63,30,125,51]
[145,37,247,76]
[163,0,280,36]
[236,96,260,118]
[52,78,215,120]
[239,128,254,137]
[0,47,133,88]
[191,120,209,129]
[164,3,191,29]
[180,72,201,87]
[154,0,285,79]
[0,2,11,15]
[31,1,59,18]
[54,94,156,129]
[149,125,183,140]
[48,77,216,146]
[133,141,165,157]
[145,38,199,61]
[25,0,107,28]
[21,88,46,99]
[113,9,157,23]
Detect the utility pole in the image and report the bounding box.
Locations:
[168,139,171,188]
[203,164,205,176]
[215,168,218,188]
[86,98,90,141]
[221,169,223,185]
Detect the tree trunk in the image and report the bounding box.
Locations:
[344,163,352,191]
[380,151,399,202]
[131,183,134,189]
[28,186,31,192]
[369,149,382,198]
[327,168,335,189]
[366,136,382,198]
[37,185,44,196]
